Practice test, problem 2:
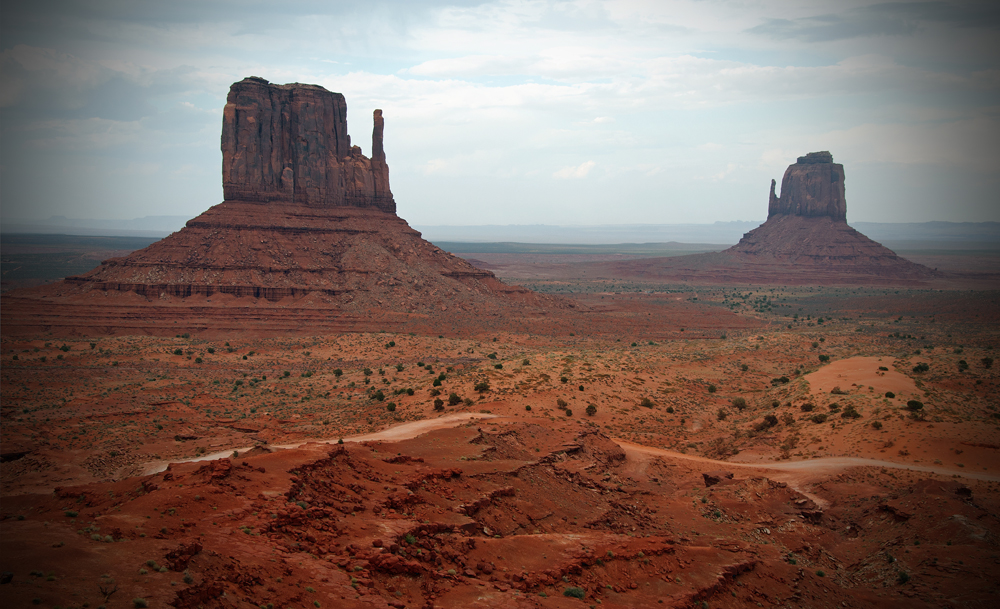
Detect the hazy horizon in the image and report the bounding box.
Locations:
[3,1,999,227]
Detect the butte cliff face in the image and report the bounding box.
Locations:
[221,77,393,212]
[767,151,846,222]
[2,78,560,336]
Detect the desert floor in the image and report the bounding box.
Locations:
[2,285,999,608]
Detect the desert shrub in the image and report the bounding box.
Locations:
[429,388,441,397]
[983,357,994,369]
[564,408,573,416]
[406,388,415,396]
[525,405,532,411]
[578,385,585,391]
[64,510,78,518]
[731,397,747,411]
[433,398,444,411]
[897,571,910,584]
[563,587,585,599]
[717,408,728,421]
[522,359,530,366]
[912,362,929,373]
[665,406,674,414]
[557,398,568,408]
[395,363,404,372]
[282,370,290,378]
[905,400,923,411]
[818,354,830,363]
[386,402,396,412]
[432,378,442,387]
[780,412,795,425]
[494,363,503,369]
[771,400,780,408]
[800,403,814,412]
[640,397,654,408]
[885,391,895,398]
[173,349,183,355]
[830,386,847,395]
[771,376,790,385]
[878,366,888,371]
[372,390,385,402]
[811,413,828,423]
[363,367,373,376]
[448,392,462,406]
[474,380,490,393]
[560,376,568,383]
[385,341,395,348]
[754,415,779,431]
[586,404,597,416]
[133,599,148,608]
[841,405,861,419]
[741,364,749,372]
[871,421,883,430]
[958,359,969,371]
[487,353,497,360]
[194,357,202,364]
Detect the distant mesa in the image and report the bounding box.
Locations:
[2,77,560,336]
[584,151,939,286]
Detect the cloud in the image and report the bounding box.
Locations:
[553,160,595,179]
[748,1,1000,43]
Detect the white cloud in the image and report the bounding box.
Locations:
[553,160,596,179]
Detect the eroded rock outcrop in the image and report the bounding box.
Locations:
[222,76,394,212]
[767,150,846,222]
[2,77,563,335]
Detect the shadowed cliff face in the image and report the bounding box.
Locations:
[221,76,394,212]
[767,151,846,222]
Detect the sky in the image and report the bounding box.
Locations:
[2,0,999,227]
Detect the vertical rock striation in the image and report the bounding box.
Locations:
[767,151,846,222]
[221,76,394,212]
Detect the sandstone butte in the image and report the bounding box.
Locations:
[0,77,573,337]
[579,151,940,286]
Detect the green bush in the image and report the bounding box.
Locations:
[800,403,814,412]
[818,354,830,363]
[885,391,895,398]
[386,402,396,412]
[586,404,597,416]
[906,400,923,411]
[717,408,728,421]
[872,421,883,430]
[912,362,929,373]
[811,413,828,423]
[474,380,490,393]
[433,398,444,411]
[448,393,462,406]
[707,384,717,393]
[173,349,183,355]
[731,397,747,410]
[563,586,585,598]
[133,599,148,608]
[640,397,654,408]
[557,398,568,408]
